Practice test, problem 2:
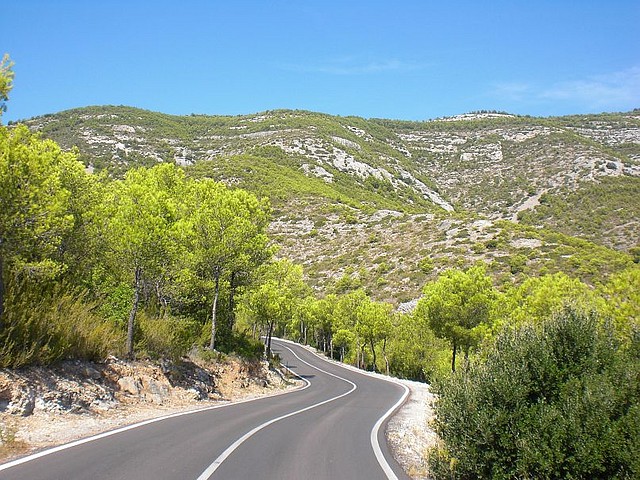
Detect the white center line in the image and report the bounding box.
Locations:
[195,343,357,480]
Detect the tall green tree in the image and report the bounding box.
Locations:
[97,163,185,357]
[599,266,640,341]
[242,260,309,359]
[498,272,604,329]
[181,179,270,350]
[0,125,77,320]
[415,266,496,372]
[334,289,369,368]
[355,298,393,373]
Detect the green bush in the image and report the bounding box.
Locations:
[0,279,123,367]
[429,308,640,479]
[135,313,201,360]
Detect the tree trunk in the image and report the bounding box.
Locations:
[209,269,220,350]
[265,319,274,360]
[126,266,142,359]
[451,341,457,373]
[370,337,377,372]
[383,338,389,376]
[228,271,237,330]
[329,335,334,359]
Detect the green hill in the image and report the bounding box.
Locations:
[18,106,640,303]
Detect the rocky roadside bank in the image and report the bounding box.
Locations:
[0,354,297,461]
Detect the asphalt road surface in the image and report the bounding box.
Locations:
[0,339,410,480]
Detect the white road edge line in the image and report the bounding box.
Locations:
[0,365,311,473]
[370,381,410,480]
[195,342,357,480]
[276,337,411,480]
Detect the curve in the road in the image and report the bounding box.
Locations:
[276,339,410,480]
[0,339,411,480]
[195,343,357,479]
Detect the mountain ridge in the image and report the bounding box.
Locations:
[18,106,640,304]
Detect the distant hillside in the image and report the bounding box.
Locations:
[19,107,640,303]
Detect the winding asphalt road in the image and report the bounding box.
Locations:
[0,339,410,479]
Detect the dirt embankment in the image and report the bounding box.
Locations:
[0,355,297,460]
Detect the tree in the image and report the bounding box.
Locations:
[355,298,393,373]
[501,272,604,327]
[242,260,309,359]
[98,164,185,357]
[0,125,77,320]
[181,179,270,350]
[599,266,640,341]
[415,266,496,372]
[334,289,369,368]
[0,54,14,118]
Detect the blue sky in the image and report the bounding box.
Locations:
[2,1,639,122]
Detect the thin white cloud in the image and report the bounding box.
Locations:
[490,66,640,112]
[539,66,640,109]
[281,58,426,75]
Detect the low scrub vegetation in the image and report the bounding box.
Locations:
[428,308,640,479]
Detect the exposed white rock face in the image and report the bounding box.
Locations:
[570,126,640,146]
[301,163,334,183]
[500,126,555,142]
[397,298,419,313]
[330,145,381,178]
[345,125,374,142]
[511,238,543,249]
[368,209,404,222]
[174,146,193,166]
[113,124,136,134]
[117,376,141,396]
[331,136,361,150]
[436,112,516,122]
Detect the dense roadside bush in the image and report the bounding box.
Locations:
[0,279,123,367]
[429,308,640,479]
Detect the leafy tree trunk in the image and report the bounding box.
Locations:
[451,340,457,373]
[265,319,275,360]
[126,266,142,359]
[370,337,377,372]
[383,338,390,376]
[209,268,220,350]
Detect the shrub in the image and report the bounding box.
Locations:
[429,308,640,479]
[135,313,201,360]
[0,279,123,367]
